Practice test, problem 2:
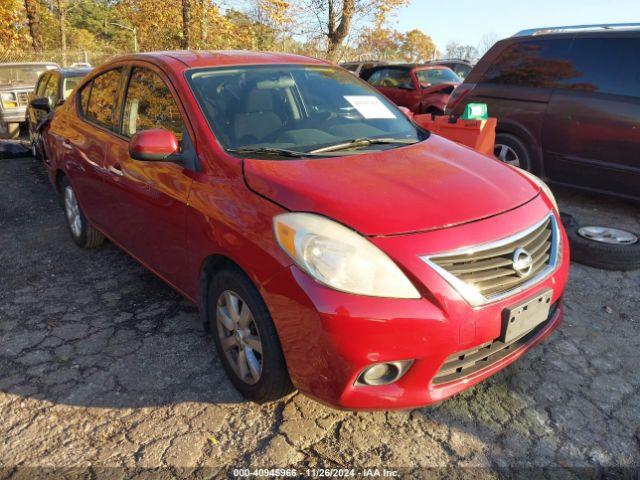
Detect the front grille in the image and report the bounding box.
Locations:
[16,91,29,107]
[423,214,559,305]
[432,302,558,385]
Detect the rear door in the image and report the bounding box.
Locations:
[366,67,421,111]
[100,63,194,290]
[468,38,573,156]
[542,34,640,198]
[58,68,125,229]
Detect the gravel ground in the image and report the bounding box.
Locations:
[0,153,639,478]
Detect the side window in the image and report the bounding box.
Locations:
[62,76,82,100]
[368,68,414,89]
[42,74,59,107]
[79,80,92,114]
[85,68,123,130]
[36,73,49,96]
[556,37,640,98]
[482,39,573,88]
[122,67,183,143]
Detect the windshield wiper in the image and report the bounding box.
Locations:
[309,137,419,154]
[226,146,322,158]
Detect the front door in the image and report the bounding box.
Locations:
[542,35,640,198]
[100,65,195,291]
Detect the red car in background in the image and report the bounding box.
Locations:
[42,51,568,410]
[362,64,461,114]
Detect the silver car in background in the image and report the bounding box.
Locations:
[0,62,58,139]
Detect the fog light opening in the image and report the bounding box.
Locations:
[357,360,413,386]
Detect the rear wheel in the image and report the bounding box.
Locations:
[494,133,531,170]
[60,177,104,249]
[207,266,293,403]
[0,121,20,139]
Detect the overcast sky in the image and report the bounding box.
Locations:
[394,0,640,51]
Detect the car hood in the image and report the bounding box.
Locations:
[423,83,459,94]
[243,135,540,236]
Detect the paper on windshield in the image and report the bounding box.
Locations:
[344,95,396,119]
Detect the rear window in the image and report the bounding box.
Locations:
[555,37,640,98]
[482,39,573,88]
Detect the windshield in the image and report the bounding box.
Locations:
[415,68,461,86]
[186,65,426,155]
[0,65,54,88]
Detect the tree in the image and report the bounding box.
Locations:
[445,40,478,61]
[0,0,30,54]
[181,0,191,49]
[357,27,403,60]
[477,32,498,56]
[23,0,44,52]
[302,0,408,61]
[56,0,67,63]
[401,29,435,62]
[325,0,356,61]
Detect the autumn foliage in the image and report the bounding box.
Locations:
[1,0,439,63]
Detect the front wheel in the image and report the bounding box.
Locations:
[60,177,104,249]
[494,133,531,170]
[207,266,293,403]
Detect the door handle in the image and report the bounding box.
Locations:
[108,165,124,177]
[62,139,73,150]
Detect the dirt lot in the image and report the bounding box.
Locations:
[1,149,639,478]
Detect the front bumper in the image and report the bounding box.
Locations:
[260,195,570,409]
[0,108,27,124]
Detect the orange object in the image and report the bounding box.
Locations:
[413,114,497,156]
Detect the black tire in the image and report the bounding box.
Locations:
[29,130,41,161]
[561,212,640,271]
[494,133,531,171]
[60,177,104,249]
[206,266,294,403]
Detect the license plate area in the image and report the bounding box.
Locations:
[501,289,553,343]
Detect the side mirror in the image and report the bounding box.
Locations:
[420,82,432,89]
[129,128,179,161]
[30,96,51,113]
[397,106,414,120]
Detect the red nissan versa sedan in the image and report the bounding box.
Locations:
[42,51,569,410]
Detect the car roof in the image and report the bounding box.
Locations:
[514,23,640,37]
[366,63,449,72]
[0,62,59,68]
[54,68,92,77]
[429,59,472,66]
[113,50,330,70]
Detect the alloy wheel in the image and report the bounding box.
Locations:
[216,290,263,385]
[494,143,521,167]
[577,226,638,245]
[64,186,82,237]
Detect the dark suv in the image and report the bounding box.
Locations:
[446,24,640,201]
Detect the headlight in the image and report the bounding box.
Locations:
[514,167,558,212]
[1,92,17,109]
[273,213,420,299]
